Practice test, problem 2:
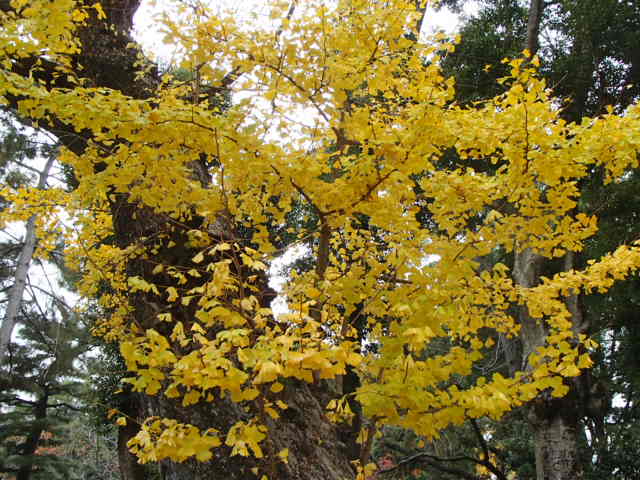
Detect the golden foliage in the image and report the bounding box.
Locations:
[2,0,640,475]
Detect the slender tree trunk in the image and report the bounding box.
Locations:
[525,0,544,56]
[0,155,55,367]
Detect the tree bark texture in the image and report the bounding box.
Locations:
[511,3,588,479]
[525,0,543,56]
[513,245,585,480]
[118,391,148,480]
[531,408,583,480]
[3,2,356,479]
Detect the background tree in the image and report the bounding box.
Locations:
[0,87,121,480]
[0,297,91,480]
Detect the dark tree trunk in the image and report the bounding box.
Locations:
[118,391,148,480]
[16,391,48,480]
[3,2,356,478]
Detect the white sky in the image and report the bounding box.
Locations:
[132,1,479,62]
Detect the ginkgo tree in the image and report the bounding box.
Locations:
[1,0,640,479]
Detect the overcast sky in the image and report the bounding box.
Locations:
[132,0,479,63]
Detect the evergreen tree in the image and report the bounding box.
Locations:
[0,299,91,480]
[0,110,104,480]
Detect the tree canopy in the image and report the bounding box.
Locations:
[1,1,640,478]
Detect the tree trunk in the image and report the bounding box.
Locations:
[2,2,356,478]
[512,248,546,369]
[16,391,48,480]
[525,0,544,56]
[530,407,583,480]
[513,246,585,480]
[118,391,148,480]
[513,246,587,480]
[511,3,587,479]
[0,156,55,367]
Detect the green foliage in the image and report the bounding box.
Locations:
[442,0,527,104]
[0,299,92,477]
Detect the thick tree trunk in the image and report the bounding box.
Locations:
[118,391,148,480]
[530,407,583,480]
[118,423,148,480]
[512,3,587,479]
[513,246,585,480]
[3,2,356,478]
[513,249,582,480]
[513,248,546,369]
[513,246,586,480]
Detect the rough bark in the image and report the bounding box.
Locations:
[3,2,355,478]
[513,247,585,480]
[118,391,148,480]
[530,404,583,480]
[509,3,588,479]
[0,155,55,367]
[512,248,546,370]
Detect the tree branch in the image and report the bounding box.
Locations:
[470,418,509,480]
[377,451,481,480]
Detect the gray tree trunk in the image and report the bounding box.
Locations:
[514,246,585,480]
[510,3,588,479]
[525,0,544,56]
[531,409,583,480]
[0,155,55,367]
